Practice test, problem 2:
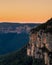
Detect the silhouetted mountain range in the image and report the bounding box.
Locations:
[0,18,52,65]
[0,23,39,33]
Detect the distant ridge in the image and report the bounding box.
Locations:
[0,22,39,33]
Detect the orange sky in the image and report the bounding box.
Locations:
[0,0,52,23]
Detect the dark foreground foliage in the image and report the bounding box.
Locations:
[30,18,52,34]
[0,45,46,65]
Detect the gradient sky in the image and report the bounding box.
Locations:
[0,0,52,23]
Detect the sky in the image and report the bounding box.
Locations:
[0,0,52,23]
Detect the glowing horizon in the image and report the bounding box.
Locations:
[0,0,52,23]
